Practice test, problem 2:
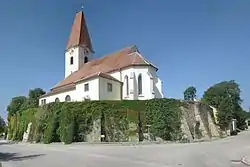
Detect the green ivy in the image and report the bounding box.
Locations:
[7,99,183,143]
[145,99,182,140]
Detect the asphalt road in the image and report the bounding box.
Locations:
[1,131,250,167]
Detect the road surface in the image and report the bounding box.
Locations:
[1,131,250,167]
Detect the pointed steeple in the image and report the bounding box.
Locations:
[66,10,94,53]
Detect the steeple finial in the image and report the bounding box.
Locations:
[81,5,84,11]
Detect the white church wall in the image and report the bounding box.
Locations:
[39,65,163,106]
[109,69,133,100]
[148,67,164,98]
[39,89,76,105]
[132,66,153,100]
[39,98,43,105]
[99,77,121,100]
[155,78,164,98]
[75,78,99,101]
[109,66,160,100]
[65,46,93,78]
[109,72,121,82]
[39,78,100,105]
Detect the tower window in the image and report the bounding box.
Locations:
[84,56,88,63]
[70,57,74,65]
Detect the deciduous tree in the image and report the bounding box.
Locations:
[20,88,46,110]
[184,86,197,101]
[27,88,46,108]
[202,80,245,130]
[7,96,27,118]
[0,116,6,133]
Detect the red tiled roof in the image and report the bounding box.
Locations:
[40,84,75,98]
[98,72,122,82]
[66,11,93,52]
[51,45,157,92]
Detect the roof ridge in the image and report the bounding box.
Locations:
[77,11,83,46]
[103,45,136,56]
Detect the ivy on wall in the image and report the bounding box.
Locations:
[145,99,183,140]
[8,99,184,144]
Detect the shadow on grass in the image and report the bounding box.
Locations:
[0,152,45,162]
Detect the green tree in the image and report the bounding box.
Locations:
[28,88,46,108]
[202,80,244,130]
[245,109,250,119]
[7,96,27,118]
[7,96,27,139]
[28,88,46,99]
[184,86,197,101]
[0,116,6,133]
[7,88,45,140]
[21,88,46,110]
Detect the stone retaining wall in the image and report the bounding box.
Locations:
[180,101,221,141]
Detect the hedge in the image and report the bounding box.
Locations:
[8,98,183,144]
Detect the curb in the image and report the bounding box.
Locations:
[6,136,224,146]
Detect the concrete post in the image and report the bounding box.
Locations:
[232,119,236,131]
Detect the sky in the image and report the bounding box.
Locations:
[0,0,250,118]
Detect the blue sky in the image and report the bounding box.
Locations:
[0,0,250,118]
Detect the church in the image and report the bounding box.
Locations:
[39,10,163,105]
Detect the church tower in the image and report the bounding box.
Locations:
[65,10,94,78]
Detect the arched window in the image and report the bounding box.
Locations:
[124,75,129,96]
[70,57,74,65]
[138,74,142,95]
[65,95,71,102]
[84,56,88,63]
[55,98,60,102]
